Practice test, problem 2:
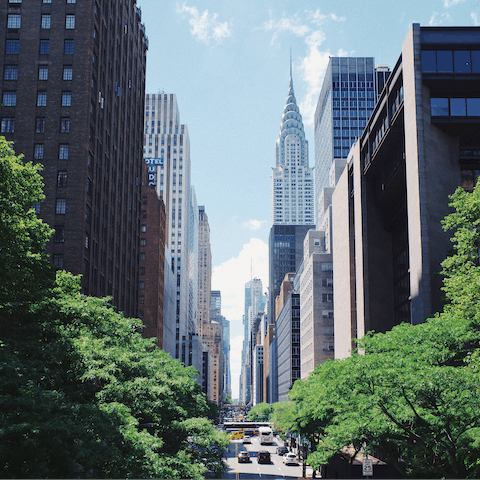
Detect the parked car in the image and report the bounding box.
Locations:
[283,452,299,465]
[276,446,288,456]
[237,451,250,463]
[257,450,271,464]
[242,435,252,444]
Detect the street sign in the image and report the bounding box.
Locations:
[362,458,373,476]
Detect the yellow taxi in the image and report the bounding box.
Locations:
[228,431,245,440]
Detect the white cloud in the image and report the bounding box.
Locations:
[309,9,346,26]
[211,238,268,321]
[472,13,480,26]
[261,14,311,45]
[297,32,331,129]
[242,219,266,230]
[444,0,465,7]
[428,12,451,25]
[177,4,231,44]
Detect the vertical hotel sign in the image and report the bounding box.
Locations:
[144,157,164,186]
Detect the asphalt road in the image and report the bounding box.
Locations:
[222,435,305,479]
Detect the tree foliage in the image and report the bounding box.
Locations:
[0,139,228,478]
[286,184,480,479]
[246,402,272,422]
[0,137,54,304]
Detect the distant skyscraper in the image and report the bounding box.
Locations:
[272,61,314,226]
[0,0,147,317]
[314,57,389,226]
[144,93,199,368]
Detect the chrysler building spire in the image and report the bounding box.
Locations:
[271,59,315,225]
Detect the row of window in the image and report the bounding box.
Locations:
[6,39,74,55]
[7,13,75,29]
[422,49,480,74]
[32,143,70,160]
[431,97,480,117]
[5,65,73,81]
[1,117,70,134]
[2,90,72,107]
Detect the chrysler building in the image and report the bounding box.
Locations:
[271,62,314,225]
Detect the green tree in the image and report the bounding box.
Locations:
[287,184,480,479]
[247,402,272,422]
[0,140,228,478]
[0,137,54,304]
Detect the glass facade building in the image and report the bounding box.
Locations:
[314,57,389,225]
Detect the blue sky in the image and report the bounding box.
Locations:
[137,0,479,398]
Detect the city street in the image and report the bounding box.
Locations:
[222,436,305,479]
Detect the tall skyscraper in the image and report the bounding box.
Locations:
[0,0,147,317]
[144,93,199,368]
[314,57,389,226]
[272,61,314,226]
[197,206,212,337]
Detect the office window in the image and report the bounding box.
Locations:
[64,40,74,54]
[140,253,146,261]
[65,15,75,29]
[437,50,453,73]
[450,98,466,116]
[6,40,19,54]
[35,118,45,133]
[86,178,92,195]
[67,0,76,3]
[467,98,480,116]
[141,224,147,232]
[38,66,48,80]
[430,98,449,116]
[59,144,69,159]
[40,40,49,55]
[41,14,51,29]
[56,199,66,214]
[43,0,52,3]
[2,91,16,106]
[141,239,146,246]
[85,233,89,249]
[7,14,21,29]
[33,202,41,214]
[139,282,145,290]
[60,118,70,133]
[63,66,73,80]
[4,65,18,80]
[54,226,64,242]
[34,144,44,159]
[57,170,67,186]
[9,0,22,3]
[1,118,14,133]
[53,254,63,267]
[454,50,471,73]
[62,91,71,106]
[37,91,47,106]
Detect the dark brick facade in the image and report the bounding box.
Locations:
[0,0,147,318]
[139,163,166,348]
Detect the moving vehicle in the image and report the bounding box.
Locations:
[257,450,271,464]
[242,435,252,444]
[228,431,244,440]
[258,425,274,444]
[283,452,299,465]
[237,451,250,463]
[276,446,288,455]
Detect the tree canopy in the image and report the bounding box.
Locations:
[286,184,480,479]
[0,137,228,478]
[246,402,272,422]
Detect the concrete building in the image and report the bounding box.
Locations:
[275,273,300,402]
[332,24,480,358]
[0,0,148,317]
[252,344,264,405]
[272,61,314,226]
[144,93,200,369]
[209,290,226,404]
[298,230,334,378]
[197,207,212,338]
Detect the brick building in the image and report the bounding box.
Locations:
[0,0,147,317]
[138,163,166,347]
